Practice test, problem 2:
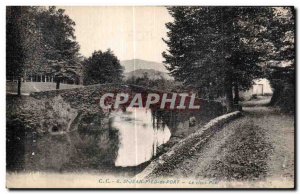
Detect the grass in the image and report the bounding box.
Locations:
[6,82,83,94]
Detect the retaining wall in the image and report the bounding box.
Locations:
[136,111,242,179]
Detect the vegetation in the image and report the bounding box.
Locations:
[125,71,182,92]
[6,7,25,95]
[6,6,82,91]
[7,6,295,113]
[37,6,82,89]
[163,7,295,112]
[266,8,295,112]
[83,49,124,85]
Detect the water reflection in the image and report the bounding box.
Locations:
[111,107,171,167]
[8,108,173,172]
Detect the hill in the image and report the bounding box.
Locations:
[124,69,173,80]
[120,59,168,73]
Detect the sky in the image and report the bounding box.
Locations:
[60,6,173,63]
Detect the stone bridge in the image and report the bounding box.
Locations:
[6,84,224,172]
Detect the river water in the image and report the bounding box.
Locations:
[111,107,171,167]
[8,100,211,174]
[10,107,177,173]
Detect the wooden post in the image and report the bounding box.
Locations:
[56,77,60,89]
[233,82,239,105]
[17,76,21,96]
[225,80,234,112]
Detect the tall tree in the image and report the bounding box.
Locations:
[37,6,82,89]
[22,7,49,82]
[163,7,272,111]
[265,7,295,112]
[7,6,82,92]
[83,49,124,85]
[6,7,26,96]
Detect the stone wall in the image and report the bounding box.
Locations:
[136,111,242,179]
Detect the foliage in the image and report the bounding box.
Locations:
[6,7,25,79]
[162,7,294,111]
[6,6,82,88]
[265,7,295,112]
[36,6,82,84]
[125,71,182,92]
[83,49,124,85]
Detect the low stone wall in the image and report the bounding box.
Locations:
[135,111,242,179]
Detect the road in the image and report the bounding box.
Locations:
[156,96,294,187]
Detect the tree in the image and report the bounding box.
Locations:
[264,7,295,112]
[163,7,273,111]
[6,6,82,92]
[19,7,47,82]
[83,49,124,85]
[36,6,82,89]
[6,7,26,96]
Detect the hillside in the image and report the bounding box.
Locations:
[124,69,173,80]
[120,59,168,73]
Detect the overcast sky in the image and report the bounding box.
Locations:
[60,6,173,63]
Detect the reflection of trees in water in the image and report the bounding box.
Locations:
[68,112,121,169]
[151,109,178,131]
[6,117,25,171]
[6,107,199,172]
[151,109,209,137]
[7,112,121,172]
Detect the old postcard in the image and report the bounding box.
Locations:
[6,6,295,189]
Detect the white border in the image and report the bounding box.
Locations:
[1,0,298,6]
[0,0,298,193]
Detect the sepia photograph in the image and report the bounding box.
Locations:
[5,5,295,189]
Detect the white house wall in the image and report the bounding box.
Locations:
[239,78,273,100]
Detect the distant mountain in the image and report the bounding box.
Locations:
[124,69,173,80]
[120,59,168,73]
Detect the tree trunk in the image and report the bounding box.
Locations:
[225,79,234,112]
[56,78,60,90]
[269,82,283,106]
[17,76,21,96]
[233,82,239,105]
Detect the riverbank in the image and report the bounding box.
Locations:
[142,96,294,188]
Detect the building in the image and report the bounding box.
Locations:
[240,78,273,101]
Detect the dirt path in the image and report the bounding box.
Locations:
[159,97,294,185]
